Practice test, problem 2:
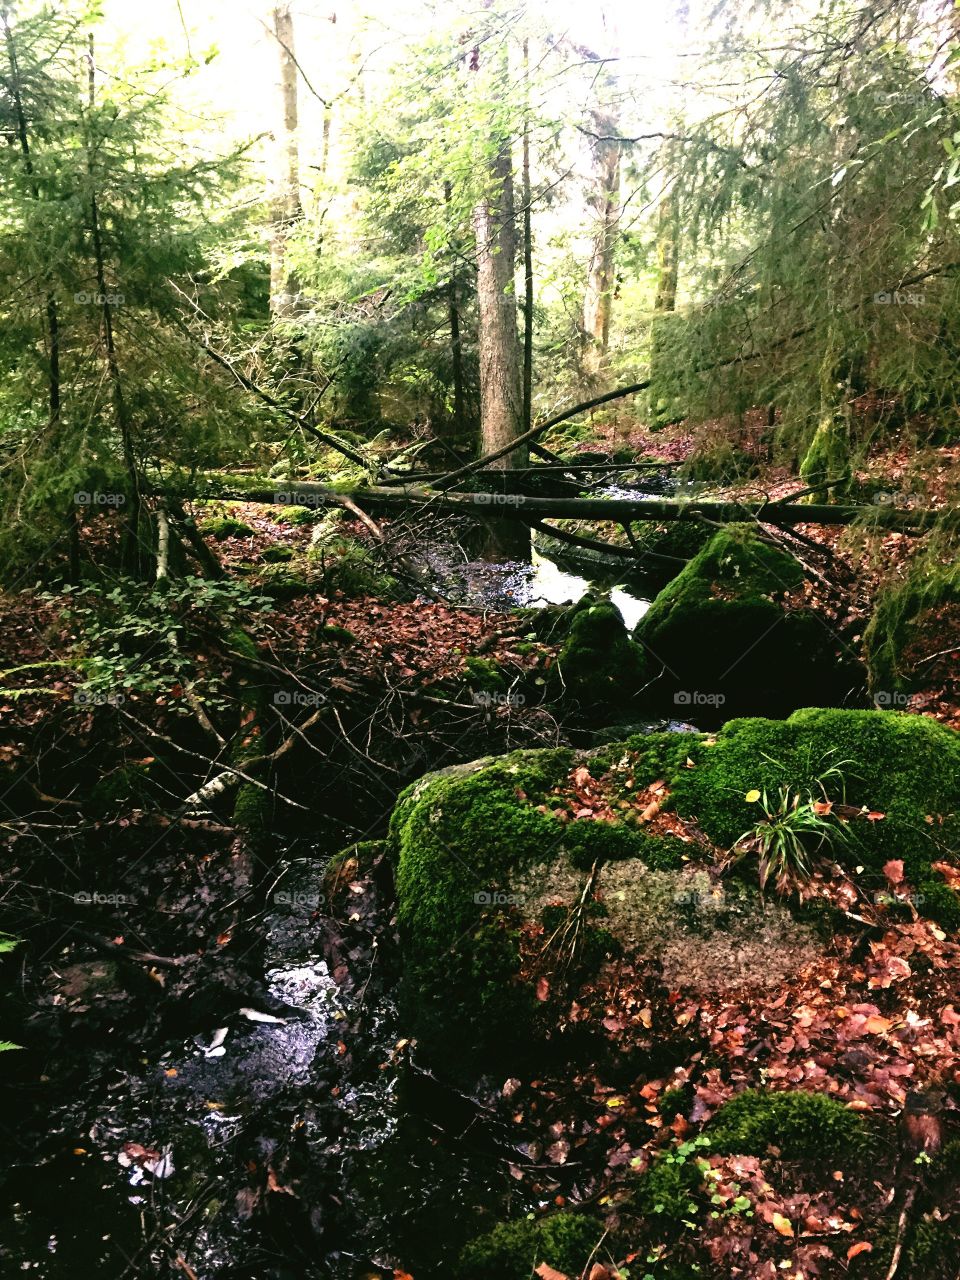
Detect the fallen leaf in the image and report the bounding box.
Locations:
[772,1212,794,1237]
[847,1241,873,1260]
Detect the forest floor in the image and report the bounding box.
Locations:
[1,414,959,1279]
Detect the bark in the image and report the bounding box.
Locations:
[270,4,302,317]
[521,39,534,433]
[202,481,933,533]
[85,35,143,575]
[444,181,466,437]
[582,110,620,374]
[473,140,523,470]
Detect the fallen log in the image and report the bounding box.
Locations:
[193,479,935,532]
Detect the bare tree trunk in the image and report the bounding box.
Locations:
[653,169,679,313]
[86,35,143,575]
[582,111,620,375]
[270,4,302,317]
[521,38,534,434]
[473,142,523,470]
[444,180,466,439]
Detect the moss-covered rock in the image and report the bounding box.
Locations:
[262,545,294,564]
[707,1088,866,1161]
[198,515,255,541]
[257,564,312,602]
[633,527,847,717]
[278,505,315,526]
[389,710,960,1059]
[668,707,960,881]
[457,1213,604,1280]
[555,598,647,718]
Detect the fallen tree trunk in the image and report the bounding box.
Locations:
[196,479,935,532]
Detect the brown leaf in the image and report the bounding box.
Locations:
[534,1265,569,1280]
[883,859,904,886]
[846,1241,873,1260]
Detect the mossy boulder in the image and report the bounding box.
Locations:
[389,710,960,1061]
[668,707,960,882]
[457,1212,604,1280]
[554,598,647,717]
[633,527,846,718]
[707,1088,866,1162]
[198,515,255,541]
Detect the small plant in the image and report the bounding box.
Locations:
[734,754,852,894]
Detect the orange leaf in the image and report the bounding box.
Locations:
[534,1266,569,1280]
[536,976,550,1002]
[772,1212,794,1237]
[863,1015,892,1034]
[847,1241,873,1260]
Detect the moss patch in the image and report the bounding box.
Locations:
[555,598,646,718]
[457,1213,604,1280]
[633,526,843,717]
[707,1088,866,1162]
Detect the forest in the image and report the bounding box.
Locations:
[2,0,960,1276]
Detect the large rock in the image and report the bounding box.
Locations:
[632,526,850,718]
[388,709,960,1063]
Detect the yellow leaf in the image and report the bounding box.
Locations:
[772,1212,794,1237]
[745,789,761,803]
[607,1097,624,1108]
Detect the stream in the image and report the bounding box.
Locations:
[0,477,673,1279]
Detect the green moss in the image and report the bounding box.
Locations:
[262,545,294,563]
[278,506,315,526]
[318,624,357,645]
[308,538,398,598]
[88,762,152,815]
[555,599,647,716]
[390,750,573,1053]
[864,561,960,698]
[464,656,507,694]
[633,526,850,717]
[199,515,255,540]
[633,1156,703,1219]
[707,1089,865,1161]
[917,879,960,931]
[457,1213,604,1280]
[257,564,311,602]
[905,1214,957,1272]
[798,414,852,501]
[232,783,270,840]
[669,708,960,881]
[562,821,687,872]
[659,1085,690,1121]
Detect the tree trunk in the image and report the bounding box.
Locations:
[473,140,523,471]
[270,4,302,317]
[653,172,679,313]
[86,35,143,575]
[521,38,534,433]
[582,112,620,376]
[444,180,466,439]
